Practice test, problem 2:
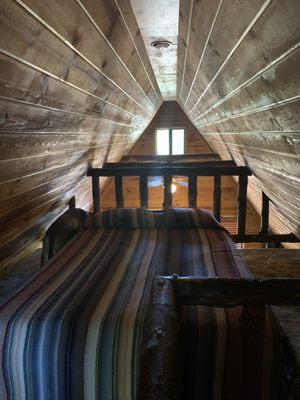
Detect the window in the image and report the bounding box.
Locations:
[156,128,184,155]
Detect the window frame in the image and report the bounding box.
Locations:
[155,127,185,155]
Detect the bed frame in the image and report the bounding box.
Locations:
[88,160,299,244]
[87,160,300,399]
[139,276,300,400]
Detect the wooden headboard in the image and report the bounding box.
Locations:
[88,161,299,245]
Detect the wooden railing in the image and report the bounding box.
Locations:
[87,161,299,244]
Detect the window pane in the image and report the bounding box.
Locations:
[156,129,169,155]
[172,129,184,155]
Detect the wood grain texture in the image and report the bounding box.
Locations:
[101,102,264,248]
[0,0,162,273]
[177,0,300,247]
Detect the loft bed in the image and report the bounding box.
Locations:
[0,161,299,400]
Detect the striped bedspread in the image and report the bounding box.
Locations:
[0,209,293,399]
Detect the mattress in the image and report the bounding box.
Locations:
[0,209,293,399]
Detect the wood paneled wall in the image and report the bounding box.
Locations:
[102,101,263,246]
[130,101,212,155]
[0,0,162,273]
[177,0,300,248]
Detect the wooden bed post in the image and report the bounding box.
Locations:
[138,277,180,400]
[240,305,266,400]
[92,176,100,213]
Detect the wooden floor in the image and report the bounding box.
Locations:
[0,247,299,397]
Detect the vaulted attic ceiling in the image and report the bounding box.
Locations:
[0,0,299,270]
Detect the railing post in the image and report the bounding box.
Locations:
[139,175,149,209]
[92,176,100,213]
[260,192,270,235]
[237,175,248,235]
[213,175,222,222]
[115,176,124,208]
[188,175,197,208]
[163,175,172,209]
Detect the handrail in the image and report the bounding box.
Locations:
[87,162,299,244]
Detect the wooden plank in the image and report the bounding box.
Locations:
[237,175,248,235]
[0,0,144,115]
[213,175,221,221]
[139,175,148,208]
[166,276,300,306]
[104,160,236,168]
[122,153,222,162]
[188,176,197,208]
[92,176,100,212]
[88,165,252,177]
[184,0,266,112]
[241,248,300,278]
[0,52,135,126]
[232,233,299,243]
[138,277,180,400]
[189,1,300,120]
[16,0,156,113]
[114,176,124,208]
[163,175,172,209]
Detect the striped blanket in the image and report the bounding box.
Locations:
[0,209,293,399]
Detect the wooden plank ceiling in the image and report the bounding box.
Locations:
[0,0,299,271]
[177,0,300,245]
[0,0,162,272]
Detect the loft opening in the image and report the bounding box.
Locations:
[156,128,185,155]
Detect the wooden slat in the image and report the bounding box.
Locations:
[104,160,236,168]
[114,176,124,208]
[92,176,100,213]
[213,175,221,221]
[163,175,172,209]
[139,175,148,208]
[121,153,221,162]
[237,175,248,235]
[166,276,300,307]
[260,192,270,235]
[232,233,299,243]
[188,176,197,208]
[88,165,252,177]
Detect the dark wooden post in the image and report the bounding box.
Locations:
[92,176,100,213]
[139,175,148,209]
[237,175,248,235]
[115,176,124,208]
[213,175,222,221]
[163,175,172,209]
[138,277,180,400]
[260,192,270,235]
[188,175,197,208]
[240,305,266,400]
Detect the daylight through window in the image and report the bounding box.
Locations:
[156,128,184,155]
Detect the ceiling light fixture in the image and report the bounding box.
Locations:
[151,40,173,49]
